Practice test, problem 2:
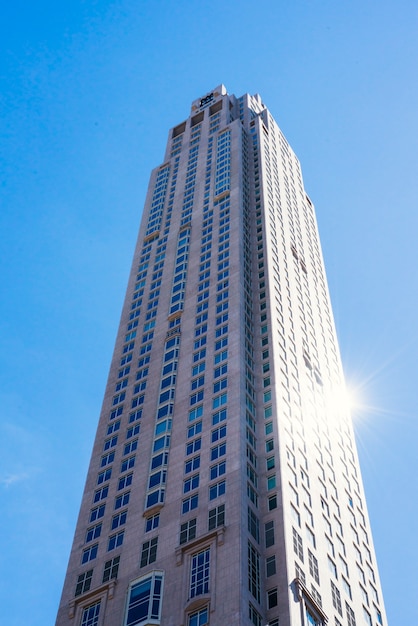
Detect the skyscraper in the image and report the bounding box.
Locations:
[56,85,387,626]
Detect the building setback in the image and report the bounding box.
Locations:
[56,85,387,626]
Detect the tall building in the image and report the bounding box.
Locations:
[56,85,387,626]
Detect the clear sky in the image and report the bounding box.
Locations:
[1,1,417,624]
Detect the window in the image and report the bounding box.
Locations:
[293,527,304,561]
[124,439,138,455]
[265,520,275,548]
[81,601,100,626]
[101,451,115,467]
[211,425,226,444]
[190,547,210,598]
[184,474,200,493]
[188,421,202,438]
[121,455,135,473]
[118,473,133,491]
[267,587,278,609]
[248,541,261,602]
[208,503,225,530]
[331,581,342,615]
[140,537,158,567]
[103,555,120,583]
[346,602,357,626]
[112,510,127,530]
[188,606,209,626]
[308,550,320,583]
[211,442,226,460]
[115,491,130,510]
[342,577,352,599]
[186,437,202,455]
[180,518,197,545]
[82,544,98,564]
[189,405,203,422]
[125,572,163,626]
[185,456,200,474]
[108,530,124,551]
[182,494,198,514]
[212,408,227,425]
[126,424,140,439]
[90,504,105,522]
[268,494,277,511]
[97,468,112,485]
[209,479,225,500]
[267,474,276,490]
[328,556,337,579]
[306,609,321,625]
[266,555,276,577]
[145,513,160,532]
[86,523,102,543]
[249,603,262,626]
[248,507,260,542]
[210,460,226,480]
[75,569,93,596]
[93,484,108,503]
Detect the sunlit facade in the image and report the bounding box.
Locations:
[56,85,387,626]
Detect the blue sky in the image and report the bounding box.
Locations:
[1,1,417,623]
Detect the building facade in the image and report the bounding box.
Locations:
[56,86,387,626]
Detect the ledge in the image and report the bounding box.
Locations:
[68,580,116,619]
[175,526,225,565]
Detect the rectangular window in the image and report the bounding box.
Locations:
[115,491,130,510]
[210,460,226,480]
[266,555,276,577]
[111,510,127,530]
[188,607,209,626]
[331,581,342,615]
[212,408,227,425]
[82,544,98,564]
[140,537,158,567]
[267,587,278,609]
[209,480,226,500]
[293,527,304,561]
[118,473,133,491]
[180,518,197,545]
[210,442,226,460]
[101,451,115,467]
[75,569,93,597]
[90,504,105,522]
[265,520,275,548]
[108,530,124,551]
[81,601,101,626]
[97,468,112,485]
[184,474,200,493]
[208,503,225,530]
[125,573,163,625]
[248,541,261,602]
[120,455,135,473]
[93,486,108,503]
[85,523,102,543]
[248,507,260,542]
[182,494,198,514]
[308,549,320,583]
[185,456,200,474]
[190,548,210,598]
[211,424,226,442]
[188,421,202,438]
[145,513,160,532]
[102,555,120,583]
[268,494,277,511]
[346,602,357,626]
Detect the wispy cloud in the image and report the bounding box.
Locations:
[0,472,30,488]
